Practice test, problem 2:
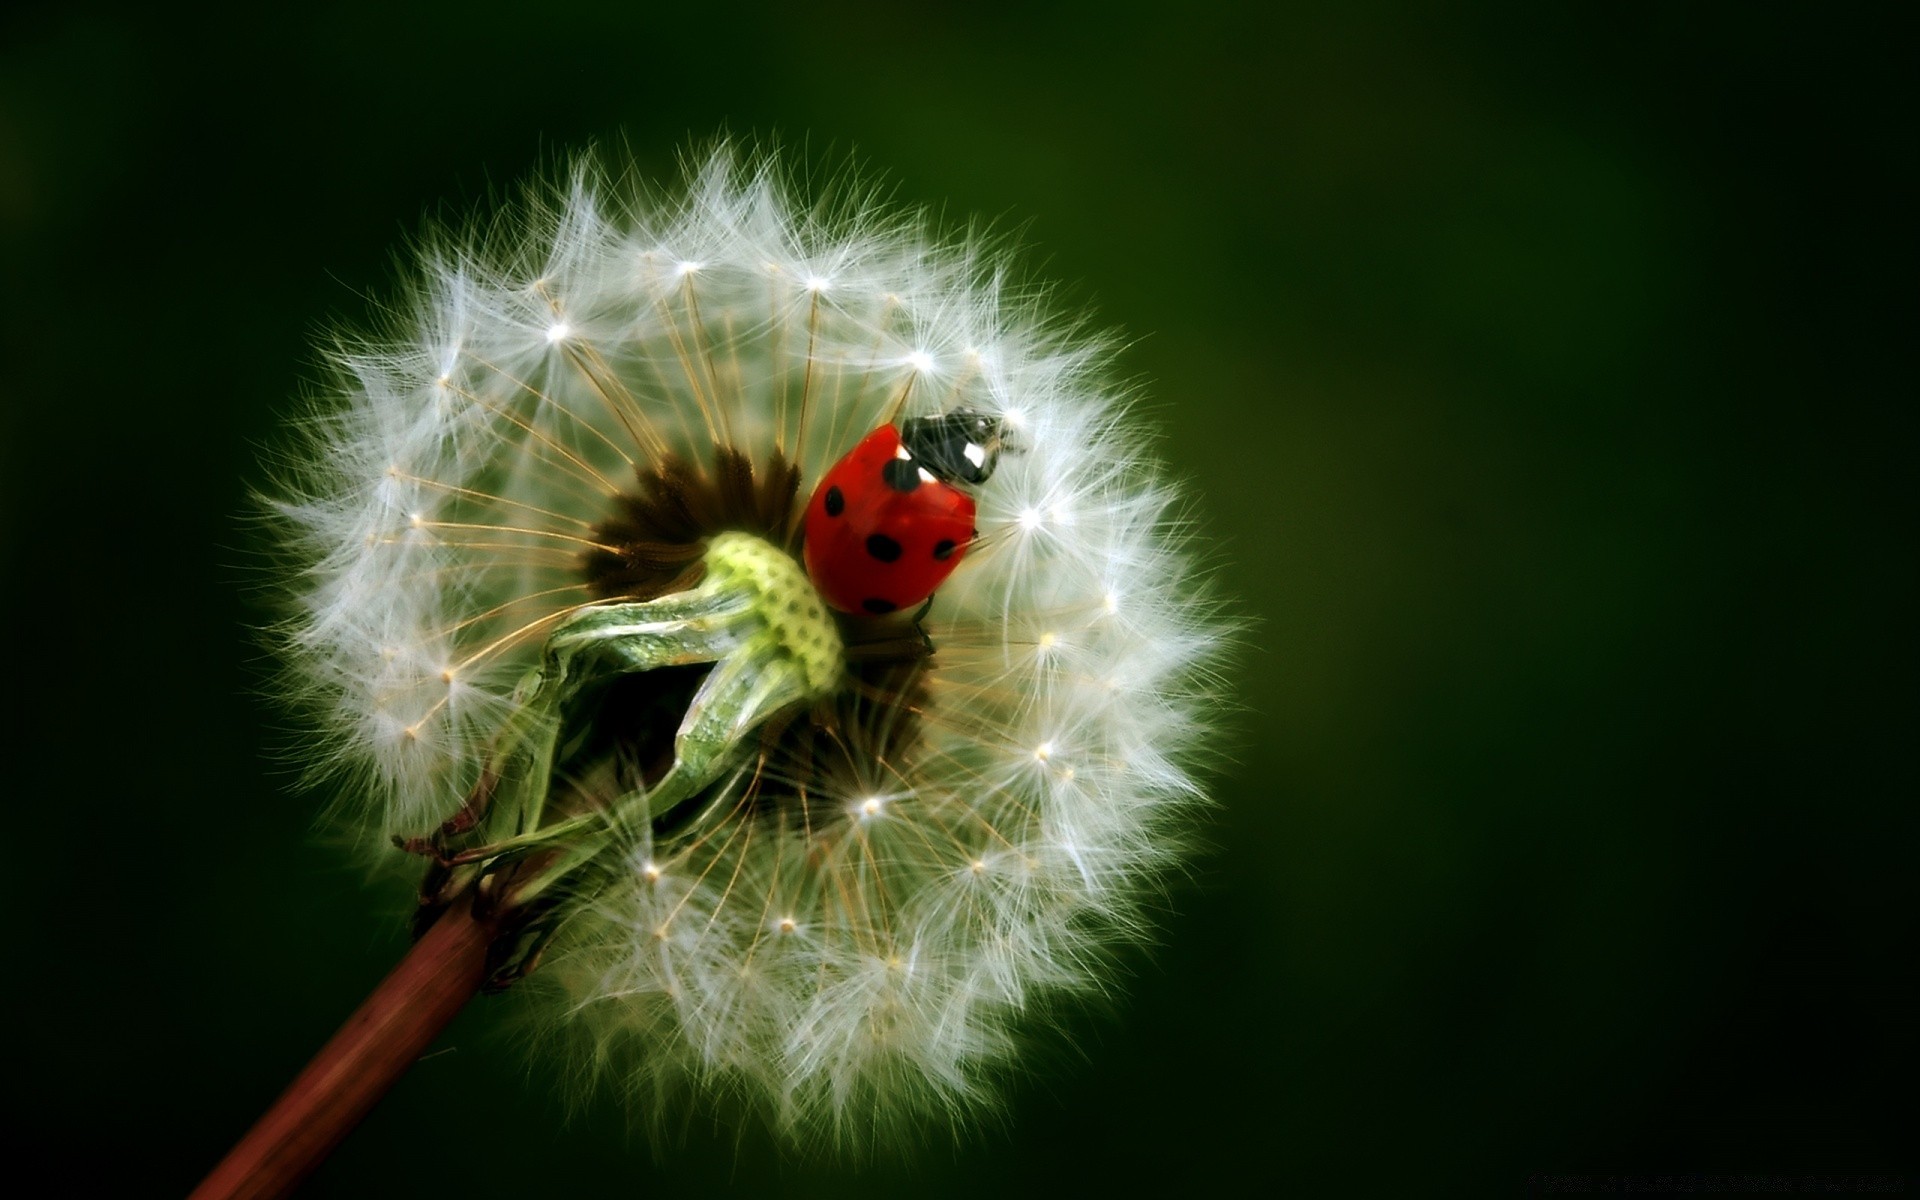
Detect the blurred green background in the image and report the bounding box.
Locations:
[3,2,1910,1195]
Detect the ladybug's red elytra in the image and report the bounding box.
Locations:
[803,410,1006,615]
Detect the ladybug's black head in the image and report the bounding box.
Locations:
[898,409,1006,487]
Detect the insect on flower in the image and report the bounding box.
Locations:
[269,144,1229,1152]
[803,409,1007,615]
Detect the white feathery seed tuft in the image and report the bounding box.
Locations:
[269,144,1230,1151]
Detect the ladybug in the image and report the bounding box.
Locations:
[803,409,1006,615]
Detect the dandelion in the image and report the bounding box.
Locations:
[206,144,1227,1192]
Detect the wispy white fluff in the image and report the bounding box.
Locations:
[270,144,1229,1150]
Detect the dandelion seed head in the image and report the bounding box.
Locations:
[269,143,1230,1153]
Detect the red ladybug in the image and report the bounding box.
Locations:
[803,410,1005,615]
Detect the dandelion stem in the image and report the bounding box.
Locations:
[189,895,506,1200]
[195,531,849,1195]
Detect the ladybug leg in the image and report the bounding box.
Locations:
[912,594,937,655]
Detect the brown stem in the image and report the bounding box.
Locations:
[190,896,506,1200]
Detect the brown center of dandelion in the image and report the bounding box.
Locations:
[582,445,803,602]
[572,443,929,832]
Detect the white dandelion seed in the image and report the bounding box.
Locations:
[269,144,1229,1152]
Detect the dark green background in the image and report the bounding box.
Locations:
[3,2,1910,1195]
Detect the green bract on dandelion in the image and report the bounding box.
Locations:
[269,146,1229,1151]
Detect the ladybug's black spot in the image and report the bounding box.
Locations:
[866,533,902,562]
[932,539,957,561]
[862,598,898,615]
[823,486,844,517]
[882,459,922,493]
